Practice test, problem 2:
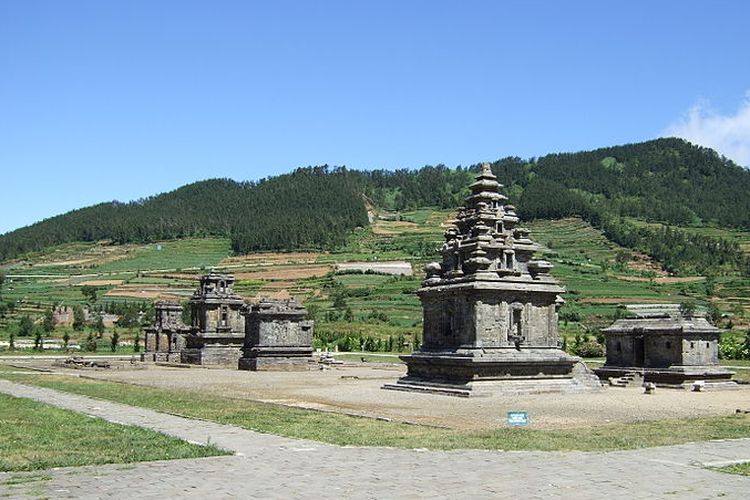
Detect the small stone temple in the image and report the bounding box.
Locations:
[384,164,600,396]
[595,304,736,389]
[181,273,246,366]
[238,298,314,371]
[143,300,190,362]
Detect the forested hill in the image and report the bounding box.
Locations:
[359,138,750,229]
[0,167,369,260]
[1,138,749,275]
[520,138,750,228]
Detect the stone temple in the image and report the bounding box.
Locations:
[238,298,314,371]
[384,163,600,396]
[143,300,190,362]
[142,273,314,370]
[595,304,736,389]
[181,273,246,366]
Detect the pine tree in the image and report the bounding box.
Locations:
[95,314,105,338]
[72,306,86,331]
[18,315,33,337]
[43,307,56,334]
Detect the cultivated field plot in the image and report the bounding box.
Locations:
[1,211,748,341]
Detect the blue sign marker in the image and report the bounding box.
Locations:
[507,411,529,426]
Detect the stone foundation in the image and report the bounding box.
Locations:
[384,349,600,396]
[181,345,243,366]
[238,347,315,371]
[595,365,737,390]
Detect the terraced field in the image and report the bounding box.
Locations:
[1,211,747,350]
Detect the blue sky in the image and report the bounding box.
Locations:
[1,0,749,234]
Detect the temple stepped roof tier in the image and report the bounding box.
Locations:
[190,272,244,305]
[431,163,562,285]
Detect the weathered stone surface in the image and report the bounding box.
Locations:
[595,304,737,389]
[238,298,314,371]
[385,164,599,396]
[142,300,190,362]
[181,273,246,366]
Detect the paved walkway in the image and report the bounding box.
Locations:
[1,379,749,499]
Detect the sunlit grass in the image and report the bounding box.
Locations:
[2,371,749,453]
[0,392,228,472]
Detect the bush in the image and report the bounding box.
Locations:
[18,315,33,337]
[719,331,750,360]
[34,330,43,351]
[559,304,582,323]
[573,339,604,358]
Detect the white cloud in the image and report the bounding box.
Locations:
[663,92,750,168]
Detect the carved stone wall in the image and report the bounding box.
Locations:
[239,298,314,371]
[595,307,735,388]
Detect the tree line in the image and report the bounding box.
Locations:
[0,166,369,259]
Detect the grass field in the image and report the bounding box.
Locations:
[1,369,749,452]
[0,391,228,472]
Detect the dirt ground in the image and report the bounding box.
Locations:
[20,361,750,431]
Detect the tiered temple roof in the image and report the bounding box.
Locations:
[430,163,555,285]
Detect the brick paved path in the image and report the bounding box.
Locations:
[1,379,749,499]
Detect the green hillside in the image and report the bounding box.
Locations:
[1,211,748,359]
[2,138,749,276]
[0,167,368,261]
[1,138,749,359]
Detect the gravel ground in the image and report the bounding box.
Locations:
[15,361,750,430]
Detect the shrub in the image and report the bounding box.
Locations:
[18,315,33,337]
[84,333,97,352]
[719,331,750,360]
[34,330,43,351]
[573,339,604,358]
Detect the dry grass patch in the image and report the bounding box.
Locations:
[235,265,332,280]
[219,252,321,266]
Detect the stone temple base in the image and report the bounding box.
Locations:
[595,365,738,390]
[383,349,602,397]
[238,347,314,371]
[180,346,243,366]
